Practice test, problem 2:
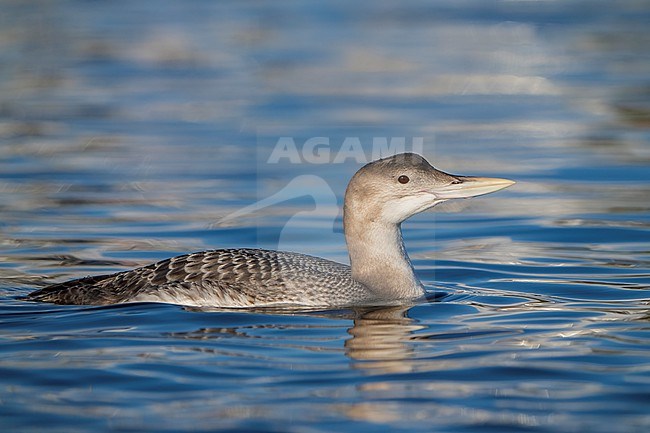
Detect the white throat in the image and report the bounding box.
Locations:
[344,216,424,302]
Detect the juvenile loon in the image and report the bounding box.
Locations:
[26,153,514,308]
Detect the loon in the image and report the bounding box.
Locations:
[26,153,514,308]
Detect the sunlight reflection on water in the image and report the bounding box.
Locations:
[1,1,649,432]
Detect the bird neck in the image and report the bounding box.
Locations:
[344,215,424,301]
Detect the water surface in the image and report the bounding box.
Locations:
[1,1,649,432]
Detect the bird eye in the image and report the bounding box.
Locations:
[451,179,463,185]
[398,175,410,184]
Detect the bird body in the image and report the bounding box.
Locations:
[29,249,370,307]
[27,153,514,308]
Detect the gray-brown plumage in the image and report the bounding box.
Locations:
[26,153,514,308]
[28,249,369,307]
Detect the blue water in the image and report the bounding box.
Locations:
[1,1,649,432]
